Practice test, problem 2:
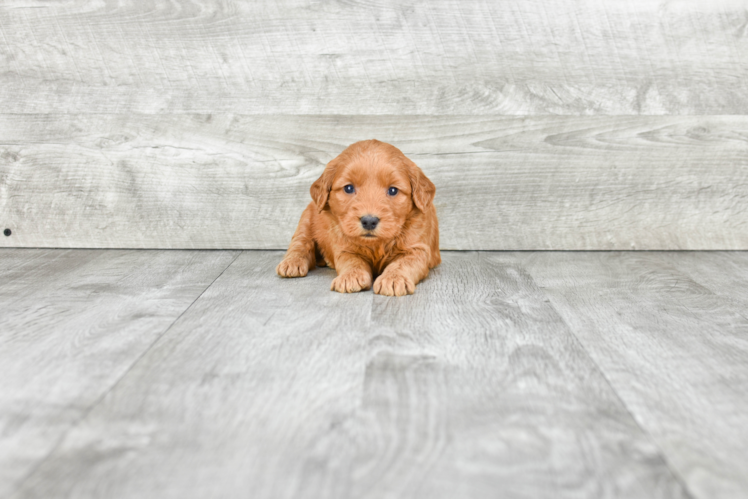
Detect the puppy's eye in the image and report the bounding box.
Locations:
[344,184,355,194]
[388,187,399,196]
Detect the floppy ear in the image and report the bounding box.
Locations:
[310,158,339,213]
[404,157,436,212]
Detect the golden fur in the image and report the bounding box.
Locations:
[276,139,440,296]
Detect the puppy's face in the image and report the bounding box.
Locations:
[328,156,412,242]
[311,140,435,244]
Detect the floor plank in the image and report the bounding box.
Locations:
[0,249,237,497]
[350,253,685,497]
[524,251,748,498]
[3,114,748,250]
[14,251,374,498]
[655,252,748,308]
[15,251,685,497]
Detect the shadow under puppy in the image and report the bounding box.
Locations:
[277,139,440,296]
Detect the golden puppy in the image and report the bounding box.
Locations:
[276,139,440,296]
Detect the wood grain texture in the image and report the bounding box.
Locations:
[350,252,684,497]
[0,248,237,497]
[2,114,748,250]
[654,251,748,307]
[0,0,746,114]
[15,251,376,498]
[15,251,686,498]
[524,251,748,498]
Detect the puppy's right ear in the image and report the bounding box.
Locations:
[310,158,339,213]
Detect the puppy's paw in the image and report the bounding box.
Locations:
[276,255,309,278]
[374,272,415,296]
[331,269,372,293]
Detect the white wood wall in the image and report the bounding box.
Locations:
[1,0,747,249]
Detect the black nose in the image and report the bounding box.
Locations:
[360,215,380,230]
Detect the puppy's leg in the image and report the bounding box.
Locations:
[331,253,373,293]
[277,203,316,278]
[374,247,430,296]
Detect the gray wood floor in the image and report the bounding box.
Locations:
[2,250,747,497]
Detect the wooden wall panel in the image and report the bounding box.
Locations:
[2,114,746,250]
[0,0,746,114]
[2,1,746,249]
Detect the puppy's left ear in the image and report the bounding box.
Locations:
[404,157,436,212]
[310,157,339,213]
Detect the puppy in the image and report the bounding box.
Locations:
[276,139,440,296]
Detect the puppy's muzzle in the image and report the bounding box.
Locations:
[360,215,380,231]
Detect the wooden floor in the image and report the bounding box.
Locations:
[2,250,747,498]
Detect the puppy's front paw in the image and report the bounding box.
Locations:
[374,272,415,296]
[331,269,372,293]
[276,255,309,278]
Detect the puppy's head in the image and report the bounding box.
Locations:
[310,140,435,243]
